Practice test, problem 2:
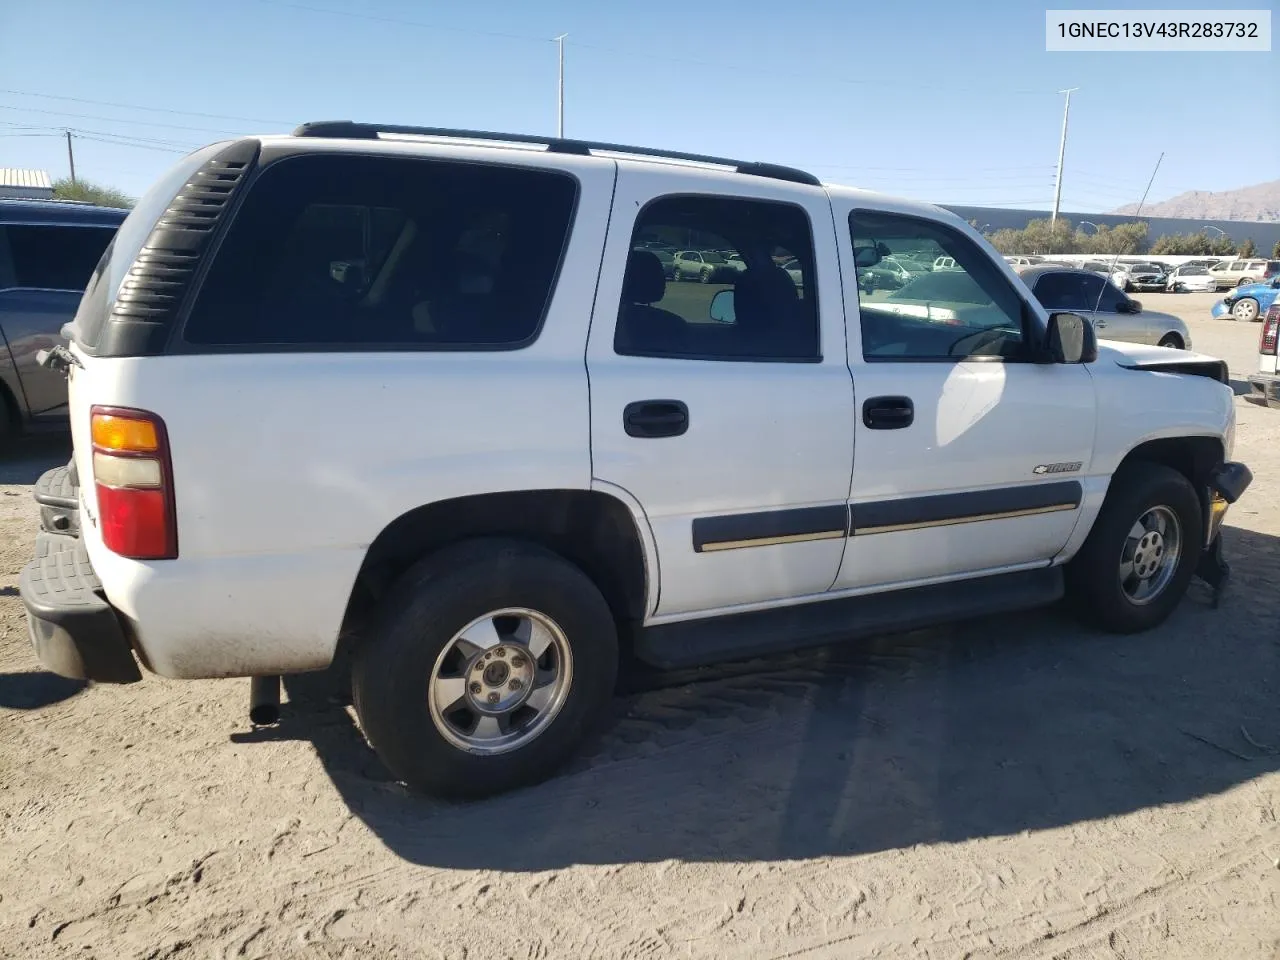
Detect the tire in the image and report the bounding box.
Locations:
[1157,333,1184,349]
[352,538,619,799]
[1236,277,1252,287]
[700,269,712,284]
[1065,463,1201,634]
[1231,298,1259,322]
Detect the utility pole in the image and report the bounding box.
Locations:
[555,34,567,138]
[1050,88,1077,226]
[65,129,77,184]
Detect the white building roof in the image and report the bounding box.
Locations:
[0,168,53,190]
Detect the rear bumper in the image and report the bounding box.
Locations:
[1247,373,1280,408]
[20,530,141,683]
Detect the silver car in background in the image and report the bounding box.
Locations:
[1018,265,1191,350]
[1165,263,1218,293]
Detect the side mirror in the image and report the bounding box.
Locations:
[1046,311,1097,364]
[709,289,736,324]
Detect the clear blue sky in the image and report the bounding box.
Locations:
[1,0,1273,211]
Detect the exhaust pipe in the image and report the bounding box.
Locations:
[249,675,281,725]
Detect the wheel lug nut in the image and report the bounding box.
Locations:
[508,679,522,691]
[486,692,500,704]
[469,682,482,695]
[495,647,506,658]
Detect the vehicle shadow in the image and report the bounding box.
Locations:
[0,434,71,484]
[1229,377,1253,397]
[263,524,1279,871]
[0,670,87,709]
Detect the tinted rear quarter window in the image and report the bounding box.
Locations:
[4,224,116,290]
[183,153,577,349]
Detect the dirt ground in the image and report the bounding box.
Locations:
[2,291,1278,960]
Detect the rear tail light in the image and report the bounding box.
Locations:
[90,406,177,559]
[1261,308,1280,356]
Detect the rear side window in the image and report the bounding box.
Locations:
[183,154,577,349]
[1032,272,1088,311]
[614,195,818,362]
[1,225,115,291]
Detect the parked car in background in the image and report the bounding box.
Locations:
[1209,258,1277,290]
[1165,263,1218,293]
[0,199,126,438]
[1212,275,1280,323]
[1004,255,1043,268]
[1082,260,1131,291]
[1124,263,1167,292]
[1247,303,1280,407]
[673,250,734,283]
[858,255,921,292]
[932,255,958,271]
[1019,266,1191,349]
[650,247,676,279]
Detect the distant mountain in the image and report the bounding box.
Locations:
[1111,180,1280,222]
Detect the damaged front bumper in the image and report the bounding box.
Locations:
[1196,461,1252,604]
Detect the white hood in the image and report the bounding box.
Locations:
[1096,339,1224,368]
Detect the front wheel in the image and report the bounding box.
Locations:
[1231,298,1259,322]
[1065,463,1201,633]
[352,539,619,798]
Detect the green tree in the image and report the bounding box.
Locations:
[986,227,1023,254]
[1272,239,1280,259]
[1237,237,1257,258]
[51,177,133,209]
[1210,236,1236,256]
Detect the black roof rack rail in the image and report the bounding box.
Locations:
[291,121,821,187]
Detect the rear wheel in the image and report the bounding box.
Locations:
[1065,463,1201,633]
[700,268,712,284]
[352,539,619,798]
[1157,333,1184,349]
[1231,298,1259,322]
[1236,277,1252,287]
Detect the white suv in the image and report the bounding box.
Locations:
[22,123,1251,799]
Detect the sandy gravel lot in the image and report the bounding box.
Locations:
[2,291,1278,960]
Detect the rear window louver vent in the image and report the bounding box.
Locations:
[104,142,259,354]
[153,160,249,233]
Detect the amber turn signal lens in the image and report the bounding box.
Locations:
[92,414,159,452]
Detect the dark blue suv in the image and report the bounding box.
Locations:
[0,199,125,437]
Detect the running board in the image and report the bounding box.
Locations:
[633,566,1063,669]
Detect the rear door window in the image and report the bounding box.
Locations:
[183,154,577,349]
[3,225,116,291]
[1032,272,1087,311]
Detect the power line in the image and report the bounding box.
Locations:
[0,104,250,136]
[0,88,290,126]
[253,0,1057,98]
[256,0,553,44]
[0,120,200,149]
